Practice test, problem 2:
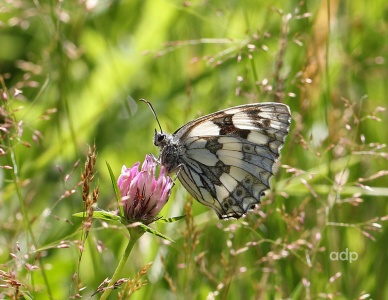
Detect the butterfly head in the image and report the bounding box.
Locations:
[153,129,168,148]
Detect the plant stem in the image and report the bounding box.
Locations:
[100,226,145,300]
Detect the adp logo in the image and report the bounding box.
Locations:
[329,248,358,263]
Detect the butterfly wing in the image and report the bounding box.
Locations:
[174,102,291,219]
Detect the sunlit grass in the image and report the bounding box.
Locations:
[1,0,388,299]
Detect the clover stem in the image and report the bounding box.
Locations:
[100,226,145,300]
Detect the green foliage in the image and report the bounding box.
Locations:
[1,0,388,299]
[106,161,124,216]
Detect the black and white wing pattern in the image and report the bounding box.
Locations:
[154,102,291,219]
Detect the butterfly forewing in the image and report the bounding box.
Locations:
[155,102,291,219]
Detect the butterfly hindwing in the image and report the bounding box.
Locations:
[154,102,291,219]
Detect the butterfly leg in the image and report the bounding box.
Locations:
[171,163,184,183]
[150,153,161,164]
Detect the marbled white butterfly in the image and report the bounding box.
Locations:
[146,101,291,219]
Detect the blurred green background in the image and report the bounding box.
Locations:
[1,0,388,299]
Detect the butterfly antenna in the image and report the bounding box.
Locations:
[140,98,163,133]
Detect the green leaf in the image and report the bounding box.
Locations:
[73,210,121,222]
[106,161,124,217]
[157,215,186,223]
[136,223,175,243]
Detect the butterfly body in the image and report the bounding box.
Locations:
[154,102,291,219]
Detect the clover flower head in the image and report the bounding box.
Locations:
[117,155,173,223]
